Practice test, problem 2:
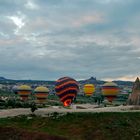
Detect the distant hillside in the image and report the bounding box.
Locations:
[0,76,133,86]
[0,77,7,80]
[79,77,133,86]
[113,80,133,86]
[0,76,55,85]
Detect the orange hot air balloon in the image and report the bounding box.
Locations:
[83,84,95,96]
[55,77,79,107]
[17,85,32,101]
[102,82,119,102]
[34,86,49,104]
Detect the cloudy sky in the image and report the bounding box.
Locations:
[0,0,140,81]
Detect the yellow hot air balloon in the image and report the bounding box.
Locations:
[83,84,95,96]
[17,85,32,101]
[34,86,49,104]
[102,82,119,102]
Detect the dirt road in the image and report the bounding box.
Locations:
[0,105,139,118]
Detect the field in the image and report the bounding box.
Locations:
[0,112,140,140]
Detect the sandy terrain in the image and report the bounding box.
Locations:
[0,104,140,118]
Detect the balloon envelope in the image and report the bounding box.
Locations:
[17,85,32,100]
[83,84,95,96]
[55,77,79,107]
[102,82,119,102]
[34,86,49,103]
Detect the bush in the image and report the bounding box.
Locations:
[6,99,16,108]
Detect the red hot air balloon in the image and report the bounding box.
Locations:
[55,77,79,107]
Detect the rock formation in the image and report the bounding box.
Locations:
[128,77,140,105]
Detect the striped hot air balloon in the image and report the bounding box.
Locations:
[34,86,49,104]
[102,82,119,102]
[83,84,95,96]
[17,85,32,101]
[55,77,79,107]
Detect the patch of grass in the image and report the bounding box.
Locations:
[1,112,140,140]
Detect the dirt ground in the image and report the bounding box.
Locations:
[0,105,139,118]
[0,126,68,140]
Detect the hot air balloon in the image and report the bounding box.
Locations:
[55,77,79,107]
[102,82,119,102]
[34,86,49,104]
[17,85,32,101]
[83,84,95,96]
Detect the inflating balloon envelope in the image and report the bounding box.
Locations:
[83,84,95,96]
[34,86,49,104]
[102,82,119,102]
[17,85,32,101]
[55,77,79,107]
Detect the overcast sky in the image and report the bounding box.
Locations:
[0,0,140,81]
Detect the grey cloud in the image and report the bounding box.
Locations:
[0,0,140,80]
